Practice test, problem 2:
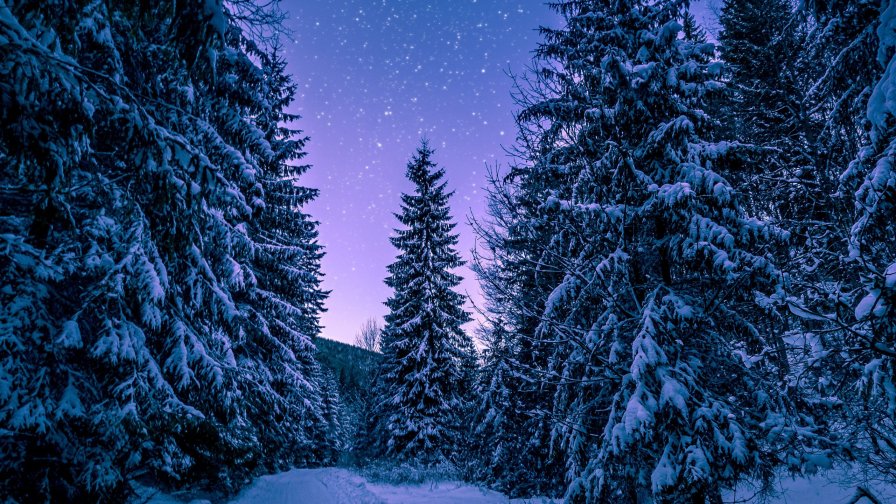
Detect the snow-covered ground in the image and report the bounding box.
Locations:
[144,467,896,504]
[144,467,558,504]
[725,470,896,504]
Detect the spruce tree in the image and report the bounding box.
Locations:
[796,0,878,209]
[313,366,345,465]
[764,0,895,482]
[485,1,831,501]
[470,320,514,484]
[470,170,568,497]
[238,46,330,473]
[839,0,896,481]
[469,317,564,497]
[717,0,809,219]
[719,0,801,149]
[372,142,474,463]
[0,1,329,499]
[717,0,860,322]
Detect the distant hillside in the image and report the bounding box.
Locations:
[315,337,380,396]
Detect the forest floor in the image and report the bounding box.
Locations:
[142,466,896,504]
[143,467,558,504]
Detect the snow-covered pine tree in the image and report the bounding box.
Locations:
[717,0,812,221]
[313,366,345,465]
[796,0,878,204]
[717,0,871,326]
[838,0,896,482]
[468,317,563,496]
[719,0,801,148]
[469,169,568,497]
[500,1,832,501]
[372,142,474,463]
[738,0,896,484]
[239,46,330,472]
[716,0,851,460]
[470,320,514,482]
[0,1,329,500]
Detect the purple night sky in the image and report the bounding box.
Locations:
[280,1,718,345]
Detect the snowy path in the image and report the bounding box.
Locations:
[153,467,557,504]
[147,466,896,504]
[229,468,383,504]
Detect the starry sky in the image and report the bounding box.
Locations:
[280,0,718,345]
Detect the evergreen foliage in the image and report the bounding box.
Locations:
[372,142,475,463]
[719,0,896,485]
[315,336,381,460]
[469,167,568,497]
[0,1,328,500]
[468,318,564,497]
[473,1,839,501]
[316,336,381,395]
[838,0,896,482]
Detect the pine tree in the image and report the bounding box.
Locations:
[719,0,800,148]
[372,142,474,463]
[719,0,896,486]
[468,317,563,496]
[469,169,568,497]
[717,0,861,324]
[796,0,878,208]
[470,321,513,482]
[485,1,833,501]
[0,1,330,499]
[681,11,707,44]
[752,0,896,483]
[239,46,330,472]
[717,0,809,217]
[838,0,896,482]
[314,367,345,465]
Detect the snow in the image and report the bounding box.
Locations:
[229,469,380,504]
[143,467,896,504]
[869,0,896,136]
[57,379,85,418]
[855,289,883,320]
[364,477,555,504]
[659,377,689,415]
[725,469,896,504]
[145,468,560,504]
[886,262,896,289]
[56,320,82,349]
[651,448,676,492]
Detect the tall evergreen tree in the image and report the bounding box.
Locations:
[469,169,568,497]
[717,0,810,221]
[719,0,896,486]
[238,45,330,473]
[0,1,329,500]
[719,0,801,149]
[839,0,896,482]
[717,0,870,326]
[468,316,565,497]
[372,142,474,463]
[313,366,346,465]
[796,0,878,218]
[717,0,882,487]
[476,1,834,501]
